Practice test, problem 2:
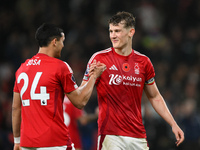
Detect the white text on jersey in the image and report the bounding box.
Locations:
[109,74,142,87]
[26,59,41,66]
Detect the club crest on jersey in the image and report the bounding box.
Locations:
[122,63,130,72]
[134,63,140,74]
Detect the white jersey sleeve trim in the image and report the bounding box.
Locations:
[63,61,73,74]
[88,48,112,64]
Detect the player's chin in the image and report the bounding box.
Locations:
[112,43,119,48]
[55,53,61,58]
[112,42,122,48]
[113,45,121,50]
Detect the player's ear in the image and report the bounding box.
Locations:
[129,28,135,37]
[52,38,57,46]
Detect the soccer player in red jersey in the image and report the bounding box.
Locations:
[63,96,98,150]
[63,96,83,150]
[81,11,184,150]
[12,23,106,150]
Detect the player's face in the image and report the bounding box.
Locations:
[55,32,65,58]
[109,22,131,50]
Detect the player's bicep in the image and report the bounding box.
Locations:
[12,92,21,109]
[66,80,88,104]
[66,89,81,108]
[144,82,159,100]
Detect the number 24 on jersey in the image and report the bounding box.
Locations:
[17,72,50,106]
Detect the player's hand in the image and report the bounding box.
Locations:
[13,143,22,150]
[89,59,106,78]
[172,124,184,146]
[89,59,97,76]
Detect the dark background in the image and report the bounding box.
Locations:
[0,0,200,150]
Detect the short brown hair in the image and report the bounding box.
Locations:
[108,11,136,29]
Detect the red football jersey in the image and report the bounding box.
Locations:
[83,48,155,138]
[13,53,78,147]
[63,96,83,149]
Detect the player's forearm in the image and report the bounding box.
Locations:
[150,95,177,127]
[12,106,21,138]
[12,93,22,139]
[151,96,185,146]
[76,75,96,109]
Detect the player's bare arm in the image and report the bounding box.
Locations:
[67,62,106,109]
[12,92,22,150]
[144,82,184,146]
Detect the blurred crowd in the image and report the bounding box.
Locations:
[0,0,200,150]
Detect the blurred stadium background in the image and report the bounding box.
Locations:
[0,0,200,150]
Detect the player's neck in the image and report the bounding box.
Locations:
[114,47,132,56]
[38,47,55,58]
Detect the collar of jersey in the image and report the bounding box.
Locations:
[112,47,134,60]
